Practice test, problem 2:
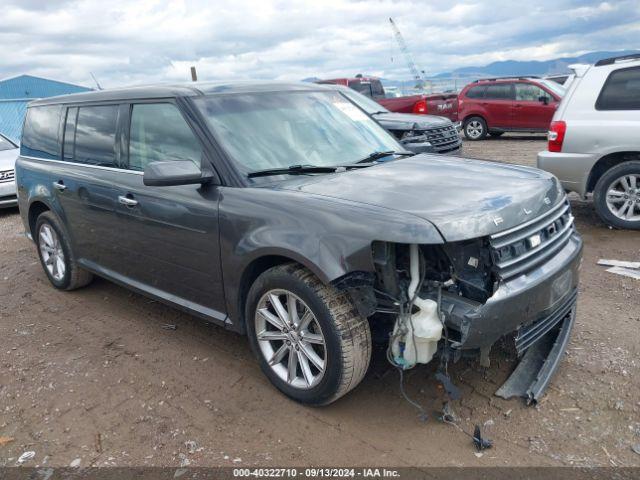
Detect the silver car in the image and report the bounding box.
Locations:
[538,54,640,229]
[0,133,18,208]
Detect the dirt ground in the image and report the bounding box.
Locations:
[1,133,639,468]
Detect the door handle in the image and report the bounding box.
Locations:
[53,181,66,192]
[118,195,138,207]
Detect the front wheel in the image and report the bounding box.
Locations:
[246,264,371,405]
[464,116,487,140]
[593,161,640,229]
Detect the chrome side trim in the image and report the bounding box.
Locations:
[19,155,144,176]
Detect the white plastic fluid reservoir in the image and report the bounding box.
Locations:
[391,297,442,368]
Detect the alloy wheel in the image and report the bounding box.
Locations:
[605,174,640,222]
[38,223,66,281]
[255,289,326,389]
[466,120,483,139]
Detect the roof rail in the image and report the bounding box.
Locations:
[595,53,640,66]
[471,76,541,83]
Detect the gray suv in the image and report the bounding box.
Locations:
[538,54,640,229]
[16,82,582,405]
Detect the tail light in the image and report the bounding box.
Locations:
[413,100,427,114]
[548,121,566,152]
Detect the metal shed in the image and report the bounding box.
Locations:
[0,74,91,143]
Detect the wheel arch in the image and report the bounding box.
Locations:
[234,253,328,335]
[587,151,640,193]
[27,200,52,239]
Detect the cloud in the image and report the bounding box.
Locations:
[0,0,637,88]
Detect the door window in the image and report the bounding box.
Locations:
[596,66,640,110]
[484,84,514,100]
[128,103,202,172]
[73,105,119,167]
[515,83,551,102]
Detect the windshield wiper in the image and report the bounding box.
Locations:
[247,164,338,178]
[355,150,414,164]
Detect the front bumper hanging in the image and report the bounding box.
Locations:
[495,295,577,404]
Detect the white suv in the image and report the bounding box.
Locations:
[538,54,640,229]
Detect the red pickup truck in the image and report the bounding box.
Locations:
[316,77,459,123]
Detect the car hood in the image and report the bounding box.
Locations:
[0,148,18,170]
[373,112,451,131]
[275,155,564,242]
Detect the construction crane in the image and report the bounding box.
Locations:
[389,17,428,91]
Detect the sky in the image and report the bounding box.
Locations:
[0,0,638,88]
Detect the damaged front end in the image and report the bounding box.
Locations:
[340,203,583,404]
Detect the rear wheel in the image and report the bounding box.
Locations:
[246,264,371,405]
[35,211,93,290]
[593,161,640,230]
[464,116,487,140]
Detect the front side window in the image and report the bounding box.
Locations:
[73,105,118,167]
[21,106,62,159]
[515,83,550,102]
[596,66,640,110]
[128,103,202,172]
[484,84,514,100]
[195,91,401,173]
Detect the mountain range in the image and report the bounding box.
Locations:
[433,50,639,78]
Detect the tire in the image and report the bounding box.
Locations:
[593,161,640,230]
[245,263,371,405]
[34,211,94,290]
[489,131,504,137]
[464,116,487,140]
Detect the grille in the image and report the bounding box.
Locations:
[515,289,577,355]
[422,125,461,152]
[0,169,15,183]
[490,198,575,279]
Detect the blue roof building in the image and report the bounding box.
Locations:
[0,74,91,142]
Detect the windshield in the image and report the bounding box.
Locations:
[0,134,17,151]
[337,87,390,115]
[195,91,402,173]
[539,79,566,98]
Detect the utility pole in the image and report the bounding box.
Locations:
[389,17,426,91]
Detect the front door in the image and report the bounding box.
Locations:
[114,101,226,322]
[512,82,558,130]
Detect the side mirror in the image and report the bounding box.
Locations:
[143,160,214,187]
[538,95,549,105]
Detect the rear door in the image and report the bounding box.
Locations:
[54,104,123,269]
[513,82,558,130]
[114,100,226,321]
[482,83,515,128]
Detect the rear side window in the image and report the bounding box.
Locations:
[128,103,202,172]
[465,85,486,98]
[484,84,514,100]
[71,105,119,167]
[596,66,640,110]
[21,106,63,159]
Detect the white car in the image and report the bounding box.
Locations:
[538,54,640,229]
[0,133,19,208]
